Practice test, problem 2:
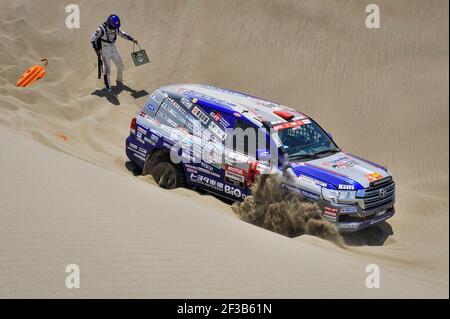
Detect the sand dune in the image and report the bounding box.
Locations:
[0,0,448,297]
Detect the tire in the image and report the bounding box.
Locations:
[145,150,185,189]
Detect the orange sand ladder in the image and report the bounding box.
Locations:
[16,59,48,87]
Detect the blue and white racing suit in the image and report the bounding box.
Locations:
[91,23,135,90]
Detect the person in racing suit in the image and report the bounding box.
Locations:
[91,14,138,92]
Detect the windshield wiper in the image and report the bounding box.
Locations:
[312,149,341,157]
[289,154,321,161]
[289,149,340,161]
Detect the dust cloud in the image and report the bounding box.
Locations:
[232,174,343,245]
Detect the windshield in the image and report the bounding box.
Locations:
[276,120,340,161]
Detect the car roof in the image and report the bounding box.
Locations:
[159,84,309,126]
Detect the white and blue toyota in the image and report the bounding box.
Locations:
[126,84,395,232]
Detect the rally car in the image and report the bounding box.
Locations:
[125,84,395,232]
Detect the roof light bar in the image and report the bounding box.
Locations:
[273,110,295,121]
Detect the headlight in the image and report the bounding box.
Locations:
[322,188,357,204]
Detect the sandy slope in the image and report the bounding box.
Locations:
[0,0,448,297]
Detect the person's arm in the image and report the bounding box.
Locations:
[91,26,104,53]
[118,28,137,43]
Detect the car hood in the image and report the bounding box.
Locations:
[289,152,390,190]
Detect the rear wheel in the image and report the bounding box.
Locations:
[145,151,185,189]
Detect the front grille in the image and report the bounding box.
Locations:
[357,176,395,210]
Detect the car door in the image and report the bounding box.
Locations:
[220,117,262,200]
[181,102,229,195]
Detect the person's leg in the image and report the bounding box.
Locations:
[111,46,124,83]
[101,47,113,90]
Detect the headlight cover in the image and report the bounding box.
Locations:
[321,188,357,204]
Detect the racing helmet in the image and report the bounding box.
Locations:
[107,14,121,29]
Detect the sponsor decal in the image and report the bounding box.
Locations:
[273,119,311,131]
[338,223,359,229]
[210,111,230,128]
[136,136,145,144]
[201,162,214,171]
[338,184,355,190]
[190,173,246,199]
[340,207,358,214]
[192,106,209,125]
[376,210,387,217]
[133,153,145,161]
[167,118,178,128]
[224,184,246,199]
[127,145,146,158]
[225,165,246,176]
[185,115,198,132]
[281,183,320,201]
[190,173,224,193]
[180,96,194,109]
[199,144,224,169]
[225,151,249,165]
[168,98,188,114]
[208,122,226,141]
[169,129,184,142]
[184,164,198,174]
[137,126,147,134]
[322,156,359,170]
[182,88,237,109]
[144,136,157,146]
[161,101,187,125]
[140,111,151,121]
[150,91,163,104]
[323,207,337,222]
[298,175,327,188]
[195,161,221,178]
[365,172,383,182]
[224,165,246,187]
[198,167,221,179]
[324,207,338,215]
[150,134,159,142]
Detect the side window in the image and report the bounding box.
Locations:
[143,89,167,116]
[232,118,258,156]
[155,97,189,128]
[278,124,323,146]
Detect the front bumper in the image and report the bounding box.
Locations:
[319,199,396,232]
[337,206,395,232]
